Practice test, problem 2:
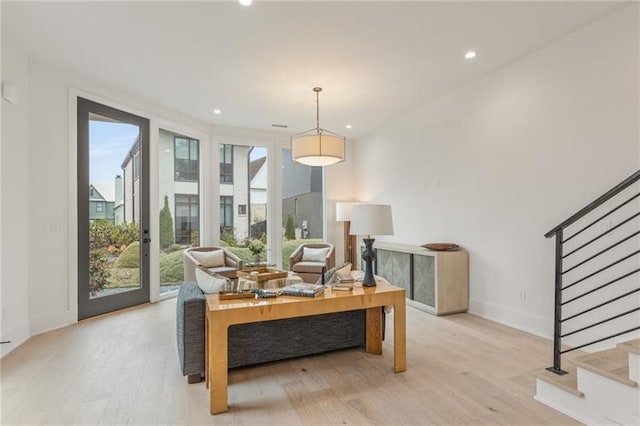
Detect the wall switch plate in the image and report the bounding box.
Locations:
[1,82,19,104]
[43,223,62,233]
[520,290,526,303]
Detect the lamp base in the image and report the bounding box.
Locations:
[361,238,376,286]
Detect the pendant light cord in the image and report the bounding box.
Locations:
[313,87,322,132]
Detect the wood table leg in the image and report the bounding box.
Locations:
[365,307,383,354]
[205,309,209,389]
[209,319,229,414]
[393,296,406,373]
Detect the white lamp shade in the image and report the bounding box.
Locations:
[336,201,361,222]
[350,204,394,236]
[291,133,345,167]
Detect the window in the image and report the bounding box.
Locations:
[96,203,104,212]
[220,144,233,183]
[220,196,233,234]
[281,147,324,262]
[175,194,199,245]
[175,137,199,181]
[238,204,247,216]
[158,128,201,294]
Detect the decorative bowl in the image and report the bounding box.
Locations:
[422,243,460,251]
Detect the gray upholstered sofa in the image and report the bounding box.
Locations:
[176,282,372,383]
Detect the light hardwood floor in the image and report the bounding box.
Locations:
[0,299,578,425]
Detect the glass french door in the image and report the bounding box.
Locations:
[77,98,150,319]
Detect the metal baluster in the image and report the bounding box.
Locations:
[547,229,568,375]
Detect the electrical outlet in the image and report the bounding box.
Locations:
[520,290,526,303]
[434,179,441,190]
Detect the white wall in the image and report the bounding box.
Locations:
[325,140,357,264]
[352,6,640,338]
[1,34,31,356]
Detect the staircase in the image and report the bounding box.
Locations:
[534,339,639,425]
[536,170,640,424]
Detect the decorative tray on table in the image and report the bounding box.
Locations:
[218,291,255,300]
[238,268,288,281]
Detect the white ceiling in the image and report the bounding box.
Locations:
[2,1,625,138]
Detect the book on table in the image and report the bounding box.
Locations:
[280,283,325,297]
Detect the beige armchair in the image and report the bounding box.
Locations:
[289,243,335,283]
[183,246,243,282]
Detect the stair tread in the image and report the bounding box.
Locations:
[617,338,640,355]
[572,347,637,388]
[531,365,584,398]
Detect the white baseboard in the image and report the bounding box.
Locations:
[1,321,31,358]
[469,298,552,340]
[29,310,76,336]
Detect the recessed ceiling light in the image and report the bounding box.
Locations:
[164,149,171,152]
[239,0,252,6]
[213,109,222,115]
[345,124,353,129]
[465,51,477,59]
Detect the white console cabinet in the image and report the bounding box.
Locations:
[370,242,468,315]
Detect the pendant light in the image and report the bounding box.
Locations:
[291,87,345,167]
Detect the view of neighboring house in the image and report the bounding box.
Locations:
[118,135,141,225]
[119,129,203,245]
[113,175,124,224]
[89,184,114,222]
[281,150,323,239]
[158,129,200,245]
[248,155,267,239]
[117,136,321,246]
[220,144,268,242]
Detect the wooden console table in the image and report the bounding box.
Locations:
[205,281,407,414]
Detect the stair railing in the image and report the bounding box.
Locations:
[545,169,640,375]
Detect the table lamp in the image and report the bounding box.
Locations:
[349,204,394,286]
[336,201,361,265]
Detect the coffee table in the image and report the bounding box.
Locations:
[205,280,406,414]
